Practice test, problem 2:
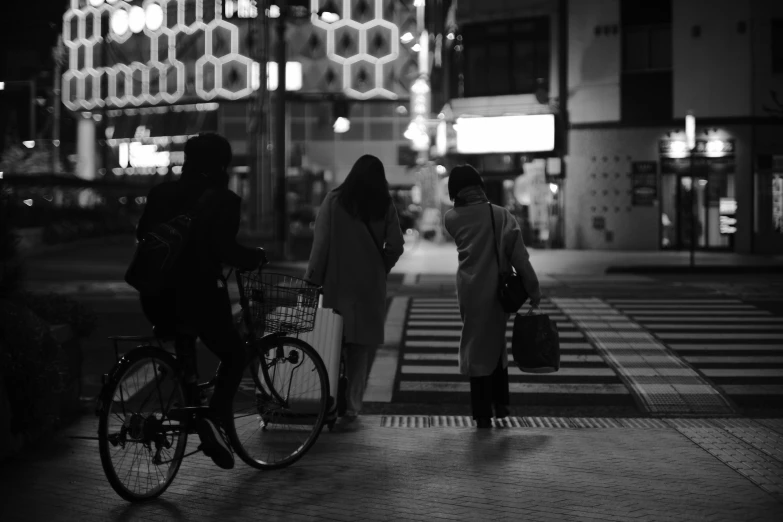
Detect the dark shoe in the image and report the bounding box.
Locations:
[475,417,492,429]
[197,418,234,470]
[332,415,359,432]
[494,404,510,419]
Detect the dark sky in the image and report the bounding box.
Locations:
[0,0,70,78]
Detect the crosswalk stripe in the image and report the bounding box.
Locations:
[404,340,592,349]
[608,299,745,304]
[700,369,783,378]
[406,321,577,329]
[402,353,606,363]
[656,333,783,340]
[398,382,630,394]
[669,344,783,351]
[683,356,783,364]
[405,329,585,339]
[401,365,617,377]
[624,311,773,316]
[617,304,755,310]
[641,324,783,330]
[633,317,782,323]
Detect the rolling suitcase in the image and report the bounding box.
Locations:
[295,306,344,429]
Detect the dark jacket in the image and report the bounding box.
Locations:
[136,179,260,291]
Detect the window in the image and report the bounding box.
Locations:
[621,0,672,122]
[773,19,783,74]
[461,17,550,97]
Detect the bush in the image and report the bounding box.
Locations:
[18,292,97,337]
[0,299,71,446]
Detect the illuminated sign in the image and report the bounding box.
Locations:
[719,197,737,235]
[659,139,735,158]
[224,0,258,18]
[454,114,556,154]
[773,174,783,234]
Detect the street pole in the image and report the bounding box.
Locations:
[52,36,64,174]
[274,1,288,258]
[686,111,696,269]
[29,78,36,145]
[689,150,695,269]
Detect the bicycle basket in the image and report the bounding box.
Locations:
[239,272,320,335]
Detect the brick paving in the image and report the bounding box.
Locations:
[1,415,781,521]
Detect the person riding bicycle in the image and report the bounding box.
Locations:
[136,132,266,470]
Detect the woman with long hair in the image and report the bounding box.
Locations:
[444,165,541,429]
[305,154,405,430]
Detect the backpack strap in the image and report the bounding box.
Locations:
[363,220,386,265]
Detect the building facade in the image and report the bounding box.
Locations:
[60,0,423,251]
[440,0,783,253]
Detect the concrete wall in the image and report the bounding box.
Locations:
[672,0,753,118]
[567,0,621,124]
[565,128,662,250]
[752,0,783,118]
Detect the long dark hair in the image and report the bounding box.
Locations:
[336,155,391,222]
[180,132,232,189]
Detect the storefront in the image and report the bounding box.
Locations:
[754,153,783,254]
[658,137,737,250]
[440,112,565,248]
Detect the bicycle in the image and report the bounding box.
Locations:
[96,267,331,502]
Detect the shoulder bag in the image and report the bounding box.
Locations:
[364,219,390,276]
[488,203,528,313]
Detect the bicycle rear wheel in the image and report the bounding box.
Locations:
[229,336,329,470]
[97,348,188,502]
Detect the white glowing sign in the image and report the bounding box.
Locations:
[264,62,303,91]
[224,0,258,18]
[454,114,556,154]
[310,0,400,100]
[62,0,257,110]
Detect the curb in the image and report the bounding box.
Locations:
[17,233,135,259]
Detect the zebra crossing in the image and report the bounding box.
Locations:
[393,295,783,412]
[606,298,783,409]
[394,298,632,406]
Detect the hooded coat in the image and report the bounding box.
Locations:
[443,186,542,377]
[305,191,405,345]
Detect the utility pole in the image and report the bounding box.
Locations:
[274,0,288,258]
[52,35,65,174]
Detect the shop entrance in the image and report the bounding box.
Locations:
[660,171,735,250]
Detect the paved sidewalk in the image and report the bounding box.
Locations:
[1,414,781,521]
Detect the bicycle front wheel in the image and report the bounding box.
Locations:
[229,336,329,470]
[97,348,188,502]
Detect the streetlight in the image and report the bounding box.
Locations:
[686,111,696,269]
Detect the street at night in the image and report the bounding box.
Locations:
[3,0,783,520]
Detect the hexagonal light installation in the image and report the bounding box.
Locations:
[62,0,410,110]
[128,6,145,33]
[145,3,164,32]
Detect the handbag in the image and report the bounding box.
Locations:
[511,308,560,373]
[364,220,390,275]
[125,188,219,295]
[488,203,528,313]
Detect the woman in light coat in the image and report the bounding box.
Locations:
[305,155,405,430]
[443,165,541,428]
